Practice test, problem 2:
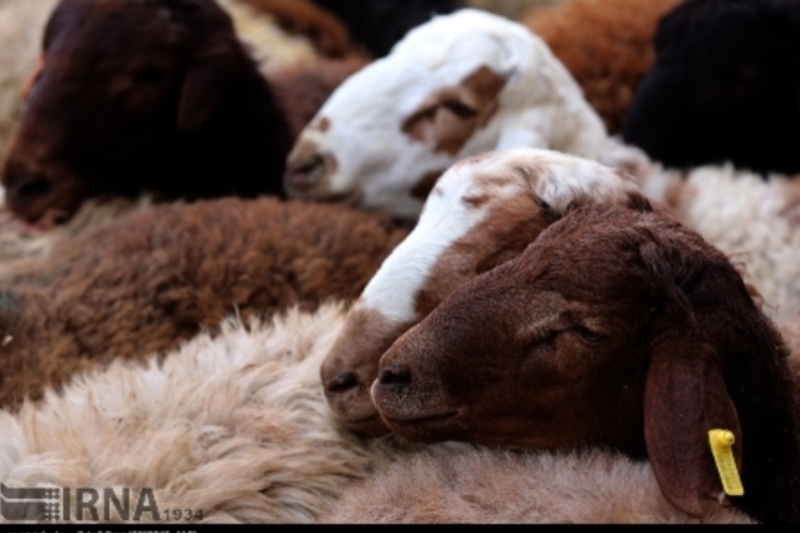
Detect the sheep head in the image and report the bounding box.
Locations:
[373,201,800,523]
[321,148,641,436]
[1,0,267,226]
[285,8,609,223]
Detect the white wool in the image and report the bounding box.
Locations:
[0,301,759,524]
[0,302,460,523]
[673,167,800,321]
[325,447,755,524]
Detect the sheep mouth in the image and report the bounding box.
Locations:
[378,410,460,440]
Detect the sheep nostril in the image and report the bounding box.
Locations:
[377,365,412,387]
[285,155,325,192]
[325,371,361,396]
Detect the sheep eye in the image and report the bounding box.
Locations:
[440,100,478,119]
[570,326,608,346]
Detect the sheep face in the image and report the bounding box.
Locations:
[285,8,608,223]
[1,0,251,225]
[321,147,640,436]
[373,202,799,520]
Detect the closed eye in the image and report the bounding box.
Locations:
[570,326,609,346]
[440,99,478,119]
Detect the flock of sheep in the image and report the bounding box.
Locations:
[0,0,799,525]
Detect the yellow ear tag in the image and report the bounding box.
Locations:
[708,429,744,497]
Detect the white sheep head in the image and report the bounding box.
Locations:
[284,8,609,223]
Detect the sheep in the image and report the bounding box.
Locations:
[0,195,408,411]
[520,0,684,135]
[0,300,755,524]
[0,302,465,523]
[0,194,157,271]
[309,0,466,58]
[284,8,611,223]
[371,200,800,524]
[622,0,800,175]
[0,0,300,227]
[280,0,800,323]
[0,0,340,160]
[283,3,800,323]
[324,447,754,523]
[320,148,642,436]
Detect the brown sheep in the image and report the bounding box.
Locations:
[0,196,408,411]
[521,0,684,134]
[1,0,294,227]
[373,200,800,523]
[319,148,641,436]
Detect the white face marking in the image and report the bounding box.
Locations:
[358,153,516,323]
[356,148,637,326]
[288,9,609,222]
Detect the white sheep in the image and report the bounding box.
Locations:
[284,8,610,222]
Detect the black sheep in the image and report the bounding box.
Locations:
[622,0,800,176]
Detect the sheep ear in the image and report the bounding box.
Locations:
[644,345,742,517]
[640,241,743,518]
[177,40,236,131]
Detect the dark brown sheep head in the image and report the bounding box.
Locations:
[373,201,800,522]
[1,0,256,225]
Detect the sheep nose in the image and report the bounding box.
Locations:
[284,154,326,193]
[324,370,361,397]
[377,364,412,388]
